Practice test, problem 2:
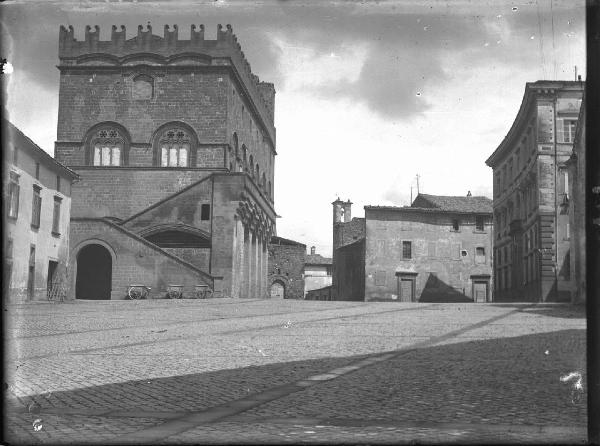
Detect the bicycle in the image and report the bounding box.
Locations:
[127,285,151,300]
[194,284,213,299]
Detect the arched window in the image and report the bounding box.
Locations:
[91,128,124,166]
[159,128,190,167]
[249,155,254,177]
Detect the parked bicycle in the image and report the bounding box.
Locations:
[194,284,213,299]
[127,284,151,300]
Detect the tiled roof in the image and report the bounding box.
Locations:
[270,235,306,247]
[412,194,493,213]
[4,119,79,180]
[305,254,332,265]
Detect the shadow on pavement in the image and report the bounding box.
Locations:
[6,328,587,444]
[491,303,587,319]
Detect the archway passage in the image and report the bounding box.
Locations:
[76,244,112,300]
[270,281,285,299]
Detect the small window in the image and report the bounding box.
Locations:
[452,219,460,231]
[31,185,42,229]
[35,163,40,180]
[7,172,20,219]
[402,241,412,259]
[200,204,210,221]
[476,216,484,232]
[461,249,468,257]
[52,196,62,235]
[475,247,485,264]
[6,238,13,260]
[562,119,577,143]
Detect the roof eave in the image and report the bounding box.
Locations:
[485,83,534,168]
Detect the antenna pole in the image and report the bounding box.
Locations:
[416,174,420,195]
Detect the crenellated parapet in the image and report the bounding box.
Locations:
[58,23,275,134]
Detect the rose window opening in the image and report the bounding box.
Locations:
[160,129,191,167]
[92,128,123,166]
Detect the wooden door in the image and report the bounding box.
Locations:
[270,282,285,299]
[474,281,488,302]
[399,278,414,302]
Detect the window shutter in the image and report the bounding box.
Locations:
[452,243,461,260]
[556,118,564,143]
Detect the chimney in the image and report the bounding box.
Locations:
[343,199,352,223]
[467,191,472,197]
[310,246,316,255]
[332,197,345,224]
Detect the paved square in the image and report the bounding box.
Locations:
[4,299,587,444]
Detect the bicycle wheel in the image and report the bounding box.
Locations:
[128,288,142,300]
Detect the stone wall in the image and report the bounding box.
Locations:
[267,239,305,300]
[364,209,493,302]
[69,219,213,300]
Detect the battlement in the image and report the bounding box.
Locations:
[58,24,275,127]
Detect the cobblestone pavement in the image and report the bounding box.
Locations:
[4,299,587,444]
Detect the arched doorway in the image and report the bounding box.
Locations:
[76,244,112,300]
[270,281,285,299]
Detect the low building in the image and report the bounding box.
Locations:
[3,120,79,302]
[485,81,584,302]
[267,236,305,299]
[304,246,332,297]
[331,194,494,302]
[305,285,333,301]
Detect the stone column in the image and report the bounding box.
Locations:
[234,219,244,298]
[247,229,254,298]
[243,226,251,298]
[260,235,266,298]
[262,241,268,299]
[257,235,263,299]
[251,232,258,298]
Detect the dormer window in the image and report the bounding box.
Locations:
[160,128,190,167]
[92,128,123,166]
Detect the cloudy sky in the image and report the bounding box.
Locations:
[1,0,585,256]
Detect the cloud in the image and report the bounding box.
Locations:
[1,1,585,123]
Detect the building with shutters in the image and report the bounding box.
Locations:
[3,119,79,302]
[54,24,276,299]
[485,81,584,302]
[565,97,586,303]
[330,194,493,302]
